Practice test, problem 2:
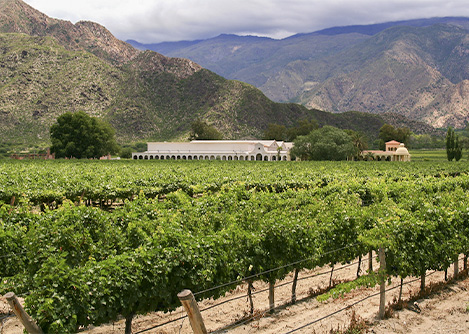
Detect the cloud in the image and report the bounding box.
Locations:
[24,0,469,43]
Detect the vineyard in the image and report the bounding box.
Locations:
[1,159,469,333]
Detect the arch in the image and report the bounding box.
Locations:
[155,156,160,160]
[251,156,255,161]
[139,155,143,160]
[229,156,234,160]
[210,155,215,160]
[256,154,263,161]
[182,155,187,160]
[144,155,148,160]
[149,155,154,160]
[222,156,227,161]
[264,156,268,161]
[239,156,244,161]
[133,155,138,160]
[272,156,276,161]
[283,156,287,161]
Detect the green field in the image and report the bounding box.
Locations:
[1,159,469,333]
[410,149,453,161]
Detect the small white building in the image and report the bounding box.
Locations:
[132,140,293,161]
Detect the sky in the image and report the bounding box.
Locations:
[23,0,469,43]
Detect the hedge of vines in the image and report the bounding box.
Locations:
[1,160,469,333]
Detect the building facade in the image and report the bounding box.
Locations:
[132,140,293,161]
[362,141,411,161]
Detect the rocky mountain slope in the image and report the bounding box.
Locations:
[0,0,313,146]
[133,17,469,129]
[0,0,439,148]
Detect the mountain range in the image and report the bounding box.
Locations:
[0,0,443,149]
[129,17,469,129]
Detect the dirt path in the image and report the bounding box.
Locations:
[2,259,469,334]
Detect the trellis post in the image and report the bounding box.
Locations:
[4,292,43,334]
[378,247,386,319]
[178,289,207,334]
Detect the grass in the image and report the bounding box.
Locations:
[409,149,463,162]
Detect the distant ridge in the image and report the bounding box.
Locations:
[132,17,469,129]
[311,17,469,36]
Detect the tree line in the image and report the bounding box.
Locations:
[44,111,466,161]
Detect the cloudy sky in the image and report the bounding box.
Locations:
[24,0,469,43]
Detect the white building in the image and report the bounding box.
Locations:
[132,140,293,161]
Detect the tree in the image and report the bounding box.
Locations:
[286,119,318,141]
[345,130,368,160]
[290,126,355,161]
[446,127,463,161]
[120,147,133,159]
[50,111,119,159]
[378,124,410,150]
[263,119,318,141]
[263,123,287,141]
[189,120,223,140]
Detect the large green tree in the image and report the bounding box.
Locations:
[189,120,223,140]
[378,124,411,150]
[50,111,119,159]
[290,126,354,161]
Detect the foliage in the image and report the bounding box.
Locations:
[378,124,411,150]
[263,123,287,141]
[345,130,368,160]
[119,147,133,159]
[50,112,119,159]
[446,127,463,161]
[1,160,469,332]
[317,272,378,302]
[189,119,223,140]
[263,119,318,141]
[290,126,355,160]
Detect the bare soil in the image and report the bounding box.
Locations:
[2,258,469,334]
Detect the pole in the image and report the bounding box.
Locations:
[378,248,386,319]
[4,292,43,334]
[177,290,207,334]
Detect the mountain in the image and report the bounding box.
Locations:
[132,17,469,129]
[0,0,440,149]
[0,0,314,147]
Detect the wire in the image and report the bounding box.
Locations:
[194,242,361,296]
[283,271,439,334]
[134,314,187,334]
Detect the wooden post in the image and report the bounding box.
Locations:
[454,256,459,278]
[177,290,207,334]
[378,248,386,319]
[269,281,275,313]
[4,292,43,334]
[357,255,362,278]
[368,251,373,272]
[247,280,254,315]
[291,268,299,304]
